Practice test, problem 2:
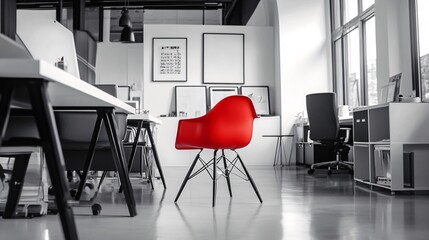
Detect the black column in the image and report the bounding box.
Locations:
[73,0,85,30]
[1,0,17,40]
[56,0,63,22]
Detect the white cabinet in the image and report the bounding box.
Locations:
[353,103,429,193]
[156,116,281,166]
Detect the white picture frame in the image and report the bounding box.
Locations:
[209,86,239,109]
[153,38,187,82]
[241,86,271,115]
[203,33,244,84]
[175,86,207,118]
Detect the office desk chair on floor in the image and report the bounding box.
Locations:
[306,93,353,175]
[174,95,263,207]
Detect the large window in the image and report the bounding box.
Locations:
[415,0,429,101]
[364,16,377,105]
[331,0,376,107]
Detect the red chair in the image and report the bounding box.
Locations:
[175,95,263,207]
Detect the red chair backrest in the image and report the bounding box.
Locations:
[175,95,258,150]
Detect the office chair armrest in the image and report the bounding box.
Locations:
[339,128,351,143]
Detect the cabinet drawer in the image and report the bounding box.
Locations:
[353,110,368,142]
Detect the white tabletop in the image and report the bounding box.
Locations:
[0,59,135,114]
[127,113,162,125]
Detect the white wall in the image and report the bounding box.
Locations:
[248,0,333,164]
[96,42,144,102]
[247,0,281,119]
[375,0,413,97]
[143,24,275,117]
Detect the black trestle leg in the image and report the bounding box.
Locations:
[119,120,143,193]
[144,147,154,190]
[145,124,167,189]
[75,114,103,200]
[222,149,232,197]
[175,150,201,202]
[103,111,137,217]
[3,154,31,218]
[28,82,79,240]
[236,154,263,203]
[0,85,14,146]
[212,149,218,207]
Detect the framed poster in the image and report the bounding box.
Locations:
[241,86,270,115]
[209,86,239,109]
[153,38,187,82]
[389,73,402,102]
[175,86,207,118]
[117,85,131,101]
[203,33,245,84]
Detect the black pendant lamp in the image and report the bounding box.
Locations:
[119,2,135,42]
[119,7,132,27]
[120,25,135,42]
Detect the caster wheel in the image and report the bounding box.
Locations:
[92,204,102,216]
[85,183,95,190]
[307,169,315,175]
[328,170,332,175]
[48,186,55,196]
[70,189,77,197]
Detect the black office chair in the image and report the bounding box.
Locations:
[306,93,353,175]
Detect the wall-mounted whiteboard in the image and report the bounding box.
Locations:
[203,33,245,84]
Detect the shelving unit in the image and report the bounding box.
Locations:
[353,103,429,193]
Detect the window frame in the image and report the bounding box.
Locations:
[330,0,375,106]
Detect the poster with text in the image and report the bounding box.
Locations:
[153,38,187,82]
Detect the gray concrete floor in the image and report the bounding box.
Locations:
[1,166,429,240]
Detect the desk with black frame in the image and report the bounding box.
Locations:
[0,59,137,240]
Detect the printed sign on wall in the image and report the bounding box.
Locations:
[153,38,187,82]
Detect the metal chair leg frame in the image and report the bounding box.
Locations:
[221,150,232,197]
[174,150,202,202]
[212,150,218,207]
[236,153,263,203]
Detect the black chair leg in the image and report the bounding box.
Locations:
[175,151,201,202]
[237,154,263,203]
[221,150,232,197]
[3,154,31,218]
[212,150,218,207]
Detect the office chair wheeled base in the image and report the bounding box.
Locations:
[308,153,354,175]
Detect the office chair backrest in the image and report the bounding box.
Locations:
[306,93,339,142]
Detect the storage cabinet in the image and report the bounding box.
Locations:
[353,103,429,193]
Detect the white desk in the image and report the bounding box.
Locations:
[0,59,137,240]
[128,113,162,125]
[126,114,166,189]
[0,59,134,113]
